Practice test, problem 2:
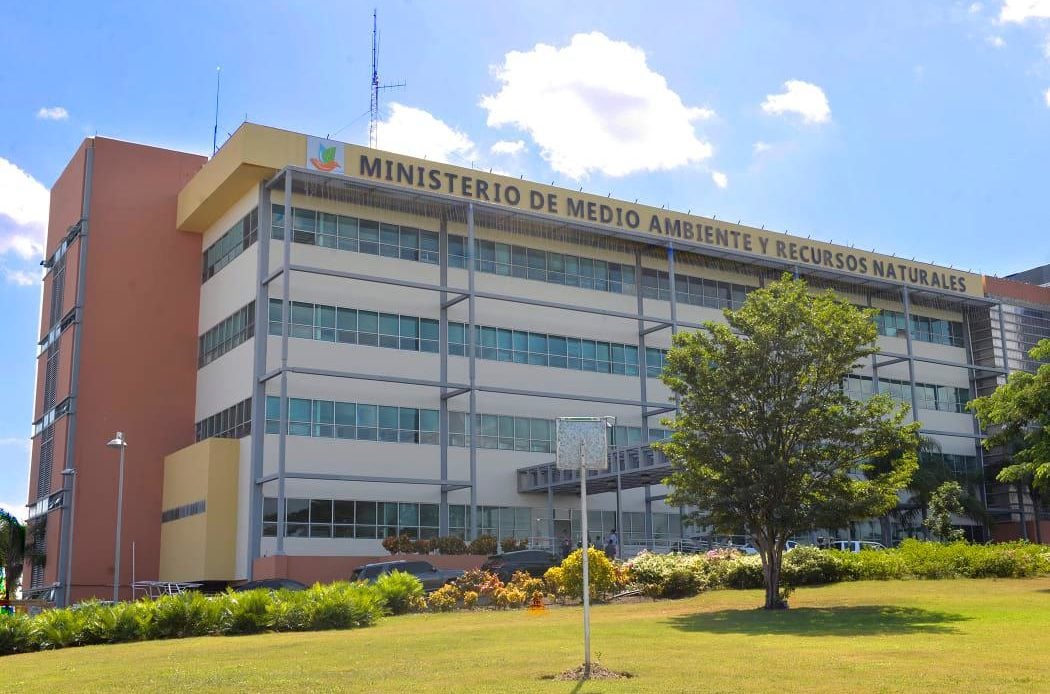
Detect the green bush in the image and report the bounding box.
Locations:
[305,582,385,631]
[0,613,32,655]
[781,546,847,586]
[896,539,1050,579]
[432,536,468,555]
[626,552,709,598]
[559,548,618,600]
[468,534,498,556]
[219,589,272,635]
[373,570,424,615]
[837,548,908,581]
[266,590,311,632]
[149,592,222,639]
[31,607,86,649]
[721,554,765,589]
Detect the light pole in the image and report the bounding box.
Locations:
[106,432,127,603]
[60,467,77,607]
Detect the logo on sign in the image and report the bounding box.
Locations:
[307,137,343,172]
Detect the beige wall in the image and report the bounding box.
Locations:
[159,438,241,581]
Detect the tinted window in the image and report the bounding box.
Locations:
[401,562,435,574]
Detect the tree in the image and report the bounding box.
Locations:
[0,510,26,602]
[656,274,919,609]
[969,339,1050,498]
[924,481,965,542]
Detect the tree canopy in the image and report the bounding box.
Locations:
[656,274,919,609]
[969,338,1050,494]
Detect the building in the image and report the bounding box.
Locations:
[25,123,1027,604]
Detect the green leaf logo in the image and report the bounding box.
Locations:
[322,146,336,163]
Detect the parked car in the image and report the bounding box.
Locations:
[481,550,558,581]
[828,540,886,552]
[234,578,307,592]
[351,560,464,592]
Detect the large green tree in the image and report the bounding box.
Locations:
[656,275,919,609]
[0,510,26,602]
[970,339,1050,494]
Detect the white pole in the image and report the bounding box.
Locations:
[113,438,126,604]
[580,442,591,677]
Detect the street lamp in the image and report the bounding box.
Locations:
[106,432,127,603]
[60,467,76,607]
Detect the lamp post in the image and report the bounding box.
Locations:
[106,432,127,603]
[60,467,77,607]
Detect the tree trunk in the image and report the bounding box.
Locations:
[761,545,786,609]
[879,516,892,547]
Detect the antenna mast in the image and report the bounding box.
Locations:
[212,66,221,155]
[368,8,405,149]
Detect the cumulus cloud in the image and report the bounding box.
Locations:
[999,0,1050,23]
[969,2,984,13]
[2,268,38,286]
[0,501,26,521]
[761,80,831,124]
[36,106,69,121]
[752,141,773,155]
[480,32,715,179]
[710,171,728,189]
[490,139,526,156]
[376,103,477,164]
[986,34,1007,46]
[0,157,48,265]
[1045,87,1050,106]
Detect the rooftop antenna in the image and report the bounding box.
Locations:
[369,8,405,149]
[212,66,221,155]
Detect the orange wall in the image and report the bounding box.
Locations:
[983,275,1050,306]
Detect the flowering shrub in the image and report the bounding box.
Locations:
[467,534,498,556]
[426,584,461,612]
[462,591,479,609]
[508,570,545,597]
[543,566,564,599]
[494,586,526,609]
[559,548,618,601]
[454,569,503,599]
[626,551,709,598]
[431,536,468,555]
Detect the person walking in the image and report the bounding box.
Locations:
[605,528,619,560]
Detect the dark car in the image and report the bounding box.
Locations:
[481,550,558,582]
[351,560,464,592]
[234,578,307,592]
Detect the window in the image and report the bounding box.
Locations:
[265,396,439,444]
[873,310,963,347]
[265,497,441,539]
[161,500,206,523]
[199,302,256,367]
[202,208,259,281]
[195,398,252,441]
[841,375,970,413]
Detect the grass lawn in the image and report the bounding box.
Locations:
[3,578,1049,693]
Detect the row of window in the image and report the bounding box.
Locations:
[262,498,531,540]
[272,205,441,264]
[842,375,971,413]
[195,398,252,442]
[199,302,255,367]
[161,500,206,523]
[268,298,668,378]
[263,395,666,452]
[202,208,259,282]
[641,269,751,310]
[874,310,964,348]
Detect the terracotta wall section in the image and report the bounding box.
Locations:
[983,275,1050,307]
[65,138,205,602]
[253,554,489,585]
[992,520,1050,544]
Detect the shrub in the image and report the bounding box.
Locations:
[494,586,526,609]
[0,613,32,655]
[837,548,907,581]
[626,551,707,598]
[500,537,528,553]
[149,591,221,639]
[373,570,424,615]
[508,570,544,597]
[381,535,414,555]
[432,536,468,555]
[266,590,311,632]
[454,569,503,598]
[543,566,564,598]
[219,589,271,635]
[304,582,385,631]
[427,583,461,611]
[559,548,618,601]
[30,607,86,649]
[720,555,764,589]
[468,534,498,556]
[781,546,847,586]
[411,538,433,554]
[462,590,479,609]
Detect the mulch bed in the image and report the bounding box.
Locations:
[544,663,632,681]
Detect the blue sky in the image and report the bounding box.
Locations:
[2,1,1050,516]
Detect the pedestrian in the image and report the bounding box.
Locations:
[560,532,572,559]
[605,528,619,560]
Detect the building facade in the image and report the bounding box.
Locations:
[26,124,1037,604]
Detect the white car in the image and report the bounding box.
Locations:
[828,540,886,552]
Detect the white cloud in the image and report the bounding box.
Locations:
[1043,36,1050,57]
[490,139,526,156]
[752,141,772,155]
[761,80,832,124]
[1000,0,1050,23]
[2,267,38,286]
[969,2,984,14]
[1044,87,1050,106]
[711,171,728,189]
[376,103,477,165]
[986,34,1007,46]
[0,501,26,521]
[480,32,715,179]
[0,157,48,263]
[36,106,69,121]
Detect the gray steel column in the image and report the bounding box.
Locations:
[467,203,478,540]
[960,308,988,514]
[247,181,271,579]
[868,293,881,394]
[56,140,94,607]
[900,286,921,422]
[995,302,1026,539]
[276,171,292,553]
[547,480,554,542]
[438,214,449,536]
[666,244,679,337]
[635,250,649,441]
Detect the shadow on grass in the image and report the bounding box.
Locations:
[669,605,969,636]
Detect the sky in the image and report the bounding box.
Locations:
[1,0,1050,517]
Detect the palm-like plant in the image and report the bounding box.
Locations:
[0,510,26,602]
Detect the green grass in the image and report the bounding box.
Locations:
[3,579,1049,693]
